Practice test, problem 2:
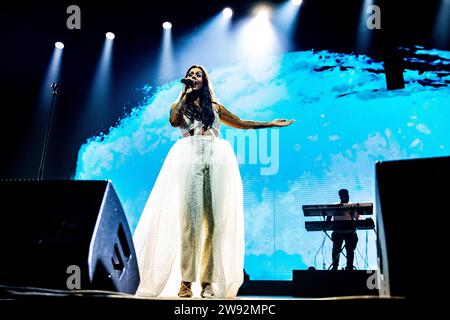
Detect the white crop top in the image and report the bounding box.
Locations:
[179,104,221,137]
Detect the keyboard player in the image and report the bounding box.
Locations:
[326,189,359,270]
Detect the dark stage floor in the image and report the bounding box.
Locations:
[0,289,407,319]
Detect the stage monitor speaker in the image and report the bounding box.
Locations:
[0,180,140,294]
[292,270,378,297]
[375,156,450,298]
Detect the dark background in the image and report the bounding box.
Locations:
[0,0,448,179]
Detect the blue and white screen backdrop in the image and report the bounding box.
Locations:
[75,48,450,280]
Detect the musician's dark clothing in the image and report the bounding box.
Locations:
[327,202,359,270]
[331,231,358,270]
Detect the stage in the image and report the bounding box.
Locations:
[1,291,406,318]
[1,1,449,318]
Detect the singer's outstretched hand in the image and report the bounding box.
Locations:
[270,119,295,127]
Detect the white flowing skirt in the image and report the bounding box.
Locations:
[133,135,244,298]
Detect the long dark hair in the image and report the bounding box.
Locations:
[182,65,216,130]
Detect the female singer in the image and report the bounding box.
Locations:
[133,65,294,298]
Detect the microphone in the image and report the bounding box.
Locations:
[181,78,194,87]
[50,82,61,95]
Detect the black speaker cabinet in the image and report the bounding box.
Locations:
[293,270,378,297]
[0,180,140,294]
[376,156,450,298]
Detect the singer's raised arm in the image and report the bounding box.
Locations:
[169,96,187,127]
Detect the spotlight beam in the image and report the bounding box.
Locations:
[39,45,64,111]
[434,0,450,49]
[83,35,114,122]
[157,25,175,83]
[356,0,376,52]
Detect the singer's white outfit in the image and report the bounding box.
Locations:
[133,105,244,298]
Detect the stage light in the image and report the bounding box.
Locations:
[256,8,271,20]
[236,5,280,62]
[162,22,172,30]
[223,7,233,19]
[39,44,64,111]
[157,20,175,84]
[106,32,115,40]
[273,0,303,52]
[252,4,273,20]
[175,12,233,70]
[291,0,303,6]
